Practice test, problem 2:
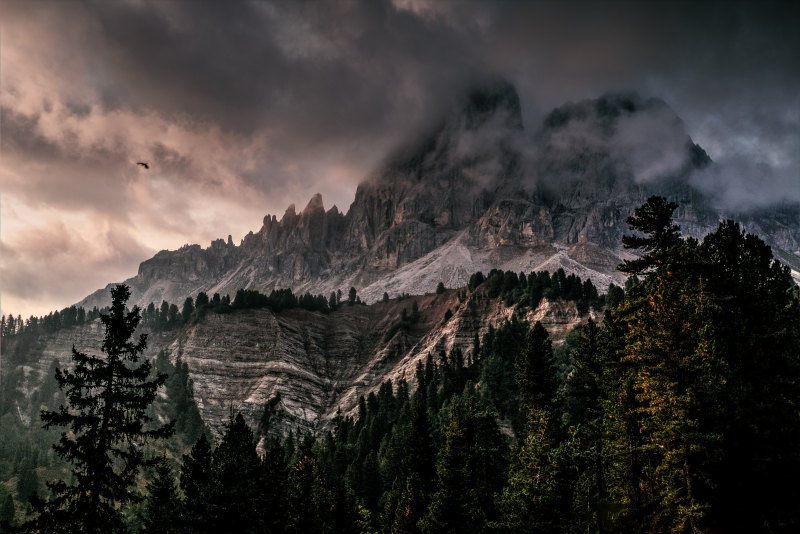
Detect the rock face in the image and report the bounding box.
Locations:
[78,83,800,314]
[11,288,595,437]
[18,82,800,438]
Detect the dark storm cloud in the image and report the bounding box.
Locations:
[5,0,797,205]
[35,0,487,148]
[1,0,798,317]
[476,1,800,208]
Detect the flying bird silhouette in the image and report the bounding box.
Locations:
[136,162,149,169]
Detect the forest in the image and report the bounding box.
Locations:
[1,196,799,533]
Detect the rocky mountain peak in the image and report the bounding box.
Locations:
[542,92,660,130]
[535,92,710,189]
[76,86,800,315]
[303,193,325,214]
[462,79,524,131]
[282,203,297,223]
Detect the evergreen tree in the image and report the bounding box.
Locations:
[619,272,725,531]
[16,455,40,501]
[618,195,682,276]
[195,292,209,309]
[421,396,506,533]
[31,285,173,533]
[420,402,472,533]
[497,408,562,533]
[517,321,557,418]
[261,438,290,532]
[140,455,180,534]
[159,301,170,329]
[563,318,609,533]
[289,439,333,533]
[207,414,265,533]
[180,433,213,532]
[182,296,195,323]
[498,323,565,533]
[0,492,15,529]
[700,220,800,530]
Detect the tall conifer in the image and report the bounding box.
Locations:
[31,284,173,533]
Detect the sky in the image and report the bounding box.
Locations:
[1,0,798,319]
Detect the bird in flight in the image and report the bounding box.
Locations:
[137,162,149,169]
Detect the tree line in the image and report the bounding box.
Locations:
[3,196,799,532]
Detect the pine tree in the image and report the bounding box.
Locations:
[383,393,437,531]
[564,318,608,533]
[181,296,194,323]
[420,401,472,533]
[30,284,173,533]
[289,439,333,533]
[700,220,800,530]
[207,413,266,533]
[179,433,213,532]
[497,408,561,533]
[261,438,290,532]
[0,492,15,529]
[620,272,725,531]
[421,396,506,533]
[140,455,180,534]
[618,195,682,276]
[517,321,557,419]
[498,323,565,533]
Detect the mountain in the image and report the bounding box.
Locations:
[9,287,592,436]
[77,82,800,314]
[9,82,800,438]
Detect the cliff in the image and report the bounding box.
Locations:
[9,288,594,437]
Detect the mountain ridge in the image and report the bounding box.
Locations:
[76,84,800,312]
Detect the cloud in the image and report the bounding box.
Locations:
[0,203,153,318]
[0,0,797,316]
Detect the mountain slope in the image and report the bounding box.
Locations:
[10,288,593,436]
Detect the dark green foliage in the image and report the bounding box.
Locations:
[421,395,506,533]
[261,438,291,532]
[181,296,194,323]
[349,286,357,305]
[699,220,800,531]
[468,272,484,290]
[605,282,624,308]
[436,282,445,294]
[288,437,335,533]
[194,291,209,309]
[179,434,213,532]
[5,197,799,533]
[466,267,605,314]
[30,284,173,533]
[517,322,558,417]
[618,195,682,275]
[140,287,332,331]
[157,352,208,445]
[140,455,180,534]
[16,455,40,502]
[0,491,15,529]
[476,318,528,431]
[384,301,424,341]
[206,414,266,533]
